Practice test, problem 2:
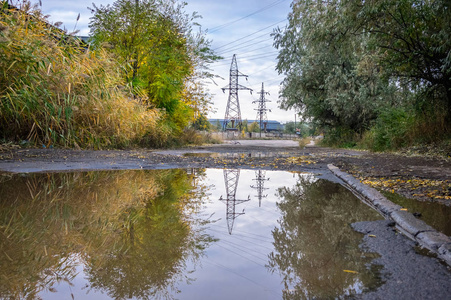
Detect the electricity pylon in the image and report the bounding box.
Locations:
[219,169,250,234]
[222,54,252,131]
[253,82,271,137]
[250,170,269,207]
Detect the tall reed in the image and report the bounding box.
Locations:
[0,1,166,148]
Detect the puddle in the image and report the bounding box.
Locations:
[382,191,451,236]
[0,169,383,299]
[183,152,219,158]
[183,151,296,158]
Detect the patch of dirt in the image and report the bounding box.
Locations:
[1,141,450,206]
[333,151,451,206]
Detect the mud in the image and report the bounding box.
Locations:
[1,140,450,298]
[1,141,450,207]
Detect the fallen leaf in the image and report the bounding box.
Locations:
[343,270,359,274]
[368,234,376,238]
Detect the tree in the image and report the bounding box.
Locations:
[273,0,397,136]
[353,0,451,117]
[89,0,219,139]
[274,0,451,147]
[248,121,260,133]
[191,113,210,131]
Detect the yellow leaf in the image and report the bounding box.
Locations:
[368,234,376,238]
[343,270,359,274]
[400,208,408,211]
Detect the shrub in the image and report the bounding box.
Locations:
[0,2,164,149]
[362,107,451,152]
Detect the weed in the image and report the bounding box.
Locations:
[0,2,165,149]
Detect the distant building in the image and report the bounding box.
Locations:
[209,119,284,132]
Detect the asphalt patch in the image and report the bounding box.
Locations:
[352,220,451,299]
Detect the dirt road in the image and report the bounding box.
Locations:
[1,140,450,298]
[1,140,450,206]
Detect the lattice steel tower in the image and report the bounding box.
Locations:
[222,54,252,131]
[253,82,271,136]
[220,169,250,234]
[250,170,269,207]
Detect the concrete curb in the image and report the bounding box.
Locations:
[328,164,451,267]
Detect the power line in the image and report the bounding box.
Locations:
[209,0,288,33]
[216,51,279,62]
[213,52,279,68]
[218,42,275,58]
[247,63,277,76]
[213,19,286,51]
[216,31,274,55]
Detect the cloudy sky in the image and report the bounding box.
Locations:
[32,0,295,123]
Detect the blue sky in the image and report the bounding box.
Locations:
[33,0,295,122]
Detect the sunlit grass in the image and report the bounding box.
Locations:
[0,2,166,149]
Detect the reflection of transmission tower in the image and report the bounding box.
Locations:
[220,169,250,234]
[253,82,271,137]
[222,54,252,131]
[250,170,269,207]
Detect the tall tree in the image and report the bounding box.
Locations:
[352,0,451,117]
[273,0,397,134]
[89,0,219,136]
[274,0,450,141]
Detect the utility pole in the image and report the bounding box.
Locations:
[220,169,250,234]
[222,54,252,131]
[253,82,271,137]
[250,170,269,207]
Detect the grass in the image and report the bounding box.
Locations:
[298,137,312,148]
[0,2,167,149]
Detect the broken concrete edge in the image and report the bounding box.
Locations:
[327,164,451,267]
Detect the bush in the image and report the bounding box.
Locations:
[361,107,451,152]
[321,127,358,148]
[0,2,165,149]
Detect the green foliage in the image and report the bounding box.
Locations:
[248,121,260,133]
[273,0,394,134]
[356,0,451,115]
[89,0,219,142]
[361,105,450,152]
[321,127,359,149]
[367,108,415,151]
[213,120,222,131]
[284,121,312,137]
[191,113,211,131]
[274,0,451,150]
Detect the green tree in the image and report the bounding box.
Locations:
[274,0,399,135]
[248,121,260,133]
[353,0,451,117]
[191,113,211,131]
[274,0,451,147]
[89,0,219,140]
[214,119,222,131]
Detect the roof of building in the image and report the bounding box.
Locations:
[209,119,284,131]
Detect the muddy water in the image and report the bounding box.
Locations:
[0,169,382,299]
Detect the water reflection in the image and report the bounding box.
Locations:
[0,170,213,299]
[219,169,250,234]
[251,170,270,207]
[268,176,382,299]
[0,169,384,299]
